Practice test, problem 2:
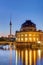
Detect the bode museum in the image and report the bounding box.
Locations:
[15,20,43,49]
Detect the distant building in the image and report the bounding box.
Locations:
[15,20,43,43]
[8,35,15,38]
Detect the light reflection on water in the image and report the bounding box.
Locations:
[10,47,12,65]
[0,48,43,65]
[36,50,41,65]
[15,49,43,65]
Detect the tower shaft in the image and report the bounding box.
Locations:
[10,24,12,35]
[10,21,12,35]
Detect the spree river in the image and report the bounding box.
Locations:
[0,47,43,65]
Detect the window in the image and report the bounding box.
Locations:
[25,34,27,36]
[25,38,28,42]
[18,38,20,41]
[21,38,23,41]
[29,34,32,36]
[37,38,39,41]
[33,38,36,41]
[29,37,32,41]
[21,34,23,36]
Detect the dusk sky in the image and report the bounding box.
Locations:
[0,0,43,36]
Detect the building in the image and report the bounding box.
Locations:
[15,20,43,47]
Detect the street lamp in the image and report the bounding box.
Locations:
[37,41,41,44]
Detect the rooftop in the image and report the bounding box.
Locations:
[20,20,36,31]
[21,20,36,28]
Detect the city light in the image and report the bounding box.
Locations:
[37,41,41,44]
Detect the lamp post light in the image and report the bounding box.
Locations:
[37,41,41,49]
[37,41,41,44]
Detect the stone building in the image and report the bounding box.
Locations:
[15,20,43,49]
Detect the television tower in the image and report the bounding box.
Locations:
[10,19,12,36]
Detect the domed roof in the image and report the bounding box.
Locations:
[20,20,36,31]
[21,20,36,28]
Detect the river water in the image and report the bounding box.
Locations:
[0,47,43,65]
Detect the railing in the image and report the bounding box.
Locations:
[15,42,43,49]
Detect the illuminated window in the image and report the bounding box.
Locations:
[37,38,39,41]
[29,34,32,36]
[21,38,23,41]
[25,38,28,41]
[33,38,36,41]
[33,34,35,36]
[21,34,23,36]
[25,34,27,36]
[18,38,20,41]
[29,37,32,41]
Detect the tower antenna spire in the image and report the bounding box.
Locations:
[10,17,12,36]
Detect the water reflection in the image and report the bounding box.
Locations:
[16,50,18,65]
[29,50,32,65]
[0,47,43,65]
[32,50,37,65]
[36,50,41,65]
[25,50,28,65]
[15,49,42,65]
[10,47,12,65]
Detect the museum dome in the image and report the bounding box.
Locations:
[20,20,36,31]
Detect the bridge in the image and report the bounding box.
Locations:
[0,41,16,50]
[0,41,15,45]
